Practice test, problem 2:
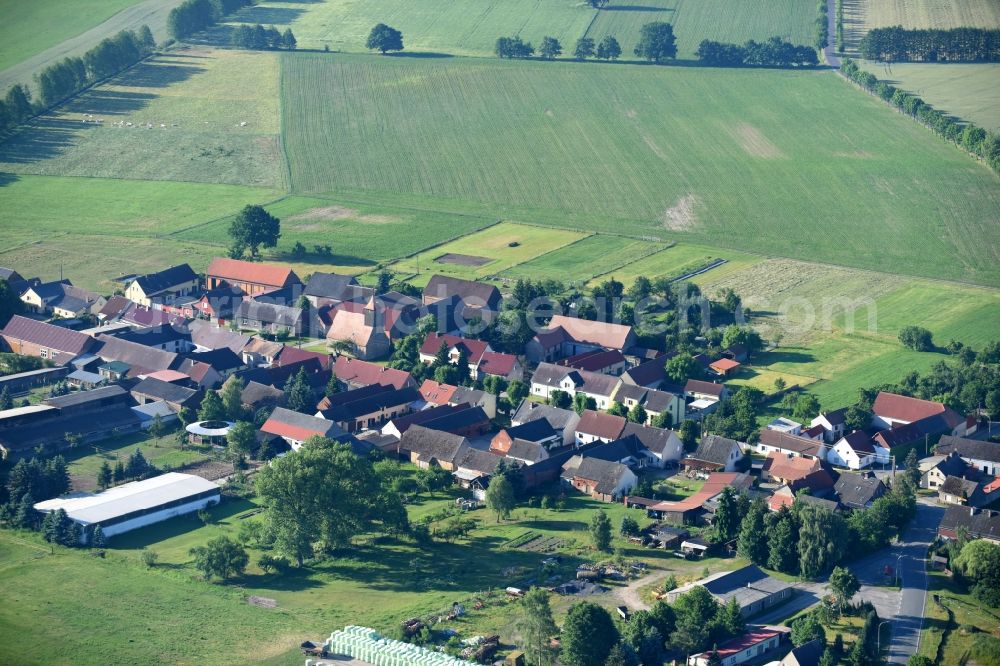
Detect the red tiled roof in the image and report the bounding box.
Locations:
[709,358,741,372]
[1,315,92,355]
[763,452,821,481]
[650,472,750,513]
[420,332,488,364]
[206,257,298,289]
[333,357,411,390]
[558,349,626,373]
[768,488,795,512]
[277,346,332,369]
[478,351,517,377]
[419,379,459,405]
[694,629,782,660]
[873,391,946,423]
[576,409,626,440]
[547,315,633,350]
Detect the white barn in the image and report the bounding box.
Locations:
[34,472,220,543]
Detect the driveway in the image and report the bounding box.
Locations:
[824,0,840,68]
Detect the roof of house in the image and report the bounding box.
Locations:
[131,264,197,296]
[43,384,128,409]
[759,429,827,457]
[187,347,243,372]
[684,379,727,397]
[938,505,1000,541]
[188,320,250,353]
[261,407,346,442]
[206,257,299,288]
[710,358,741,372]
[873,391,948,423]
[816,408,847,427]
[130,377,199,404]
[511,402,578,431]
[507,439,549,463]
[419,379,459,405]
[621,422,678,456]
[119,303,184,329]
[477,351,518,377]
[33,472,218,526]
[240,380,284,407]
[420,332,489,363]
[95,334,178,374]
[558,349,626,373]
[622,358,669,387]
[424,275,501,310]
[940,475,978,499]
[317,383,391,410]
[234,300,303,327]
[334,357,412,390]
[642,473,753,515]
[561,455,633,495]
[834,473,885,508]
[937,436,1000,464]
[303,272,360,300]
[400,424,469,464]
[455,448,504,475]
[420,405,489,433]
[763,453,835,492]
[692,629,783,661]
[243,337,285,358]
[576,409,626,440]
[320,387,419,422]
[504,418,559,443]
[675,565,789,606]
[837,430,876,455]
[690,434,741,466]
[796,493,841,512]
[384,404,462,435]
[275,346,331,369]
[98,295,131,319]
[532,362,621,398]
[1,315,92,355]
[545,314,634,350]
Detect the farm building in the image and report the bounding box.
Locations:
[33,473,220,543]
[667,565,792,618]
[688,627,788,666]
[205,257,301,296]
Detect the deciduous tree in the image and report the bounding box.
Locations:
[634,22,677,63]
[228,204,280,259]
[366,23,403,54]
[561,602,620,666]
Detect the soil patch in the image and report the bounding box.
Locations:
[247,596,278,609]
[435,253,492,267]
[662,194,699,231]
[287,206,398,225]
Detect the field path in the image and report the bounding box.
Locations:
[0,0,184,93]
[824,0,841,67]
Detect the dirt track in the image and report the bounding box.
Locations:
[0,0,185,92]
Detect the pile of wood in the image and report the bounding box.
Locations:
[461,635,500,663]
[401,618,425,637]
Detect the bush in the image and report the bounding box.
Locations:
[971,634,1000,666]
[899,325,934,352]
[141,548,159,567]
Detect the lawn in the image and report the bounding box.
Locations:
[388,223,587,280]
[175,194,498,278]
[281,52,1000,287]
[502,234,665,285]
[0,0,146,73]
[587,0,816,60]
[918,570,1000,666]
[858,62,1000,131]
[0,47,287,188]
[590,243,758,289]
[0,480,747,665]
[0,174,280,291]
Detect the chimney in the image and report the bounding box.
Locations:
[970,506,978,516]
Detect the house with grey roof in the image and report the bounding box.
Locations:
[21,280,106,318]
[685,434,744,472]
[1,315,95,364]
[665,565,792,617]
[561,454,637,502]
[936,436,1000,476]
[621,422,683,466]
[400,424,470,471]
[530,362,621,410]
[833,472,887,509]
[124,264,199,308]
[511,401,580,447]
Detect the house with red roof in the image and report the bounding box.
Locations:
[260,407,348,450]
[322,298,392,360]
[709,357,741,377]
[872,391,971,436]
[829,430,887,470]
[333,356,414,391]
[205,257,301,296]
[575,409,626,446]
[761,452,835,494]
[688,628,787,666]
[525,314,637,363]
[1,315,95,364]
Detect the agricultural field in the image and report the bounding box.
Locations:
[0,482,737,666]
[176,194,499,278]
[587,0,815,60]
[593,243,759,288]
[502,235,666,284]
[0,174,280,291]
[388,223,587,281]
[859,0,1000,31]
[281,53,1000,287]
[0,47,286,189]
[858,62,1000,131]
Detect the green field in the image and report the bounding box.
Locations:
[0,0,145,73]
[0,174,279,290]
[0,48,285,188]
[859,62,1000,131]
[389,222,586,280]
[502,234,665,284]
[0,480,737,666]
[281,53,1000,287]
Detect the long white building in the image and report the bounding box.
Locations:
[34,472,220,543]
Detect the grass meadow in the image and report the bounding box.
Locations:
[281,53,1000,287]
[0,0,145,73]
[502,234,666,284]
[0,48,286,188]
[0,477,740,666]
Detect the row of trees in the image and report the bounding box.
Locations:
[860,26,1000,62]
[34,26,155,109]
[495,22,675,63]
[695,37,818,68]
[230,24,297,51]
[733,477,915,578]
[168,0,251,40]
[96,449,156,490]
[841,59,1000,176]
[572,36,622,61]
[815,0,829,51]
[0,84,34,133]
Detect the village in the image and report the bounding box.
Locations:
[0,257,998,666]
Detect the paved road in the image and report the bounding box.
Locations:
[824,0,840,68]
[851,501,943,665]
[0,0,184,92]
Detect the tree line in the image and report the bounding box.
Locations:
[841,58,1000,176]
[0,25,155,129]
[815,0,829,51]
[168,0,252,41]
[230,24,297,51]
[496,22,677,63]
[696,37,818,68]
[860,26,1000,62]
